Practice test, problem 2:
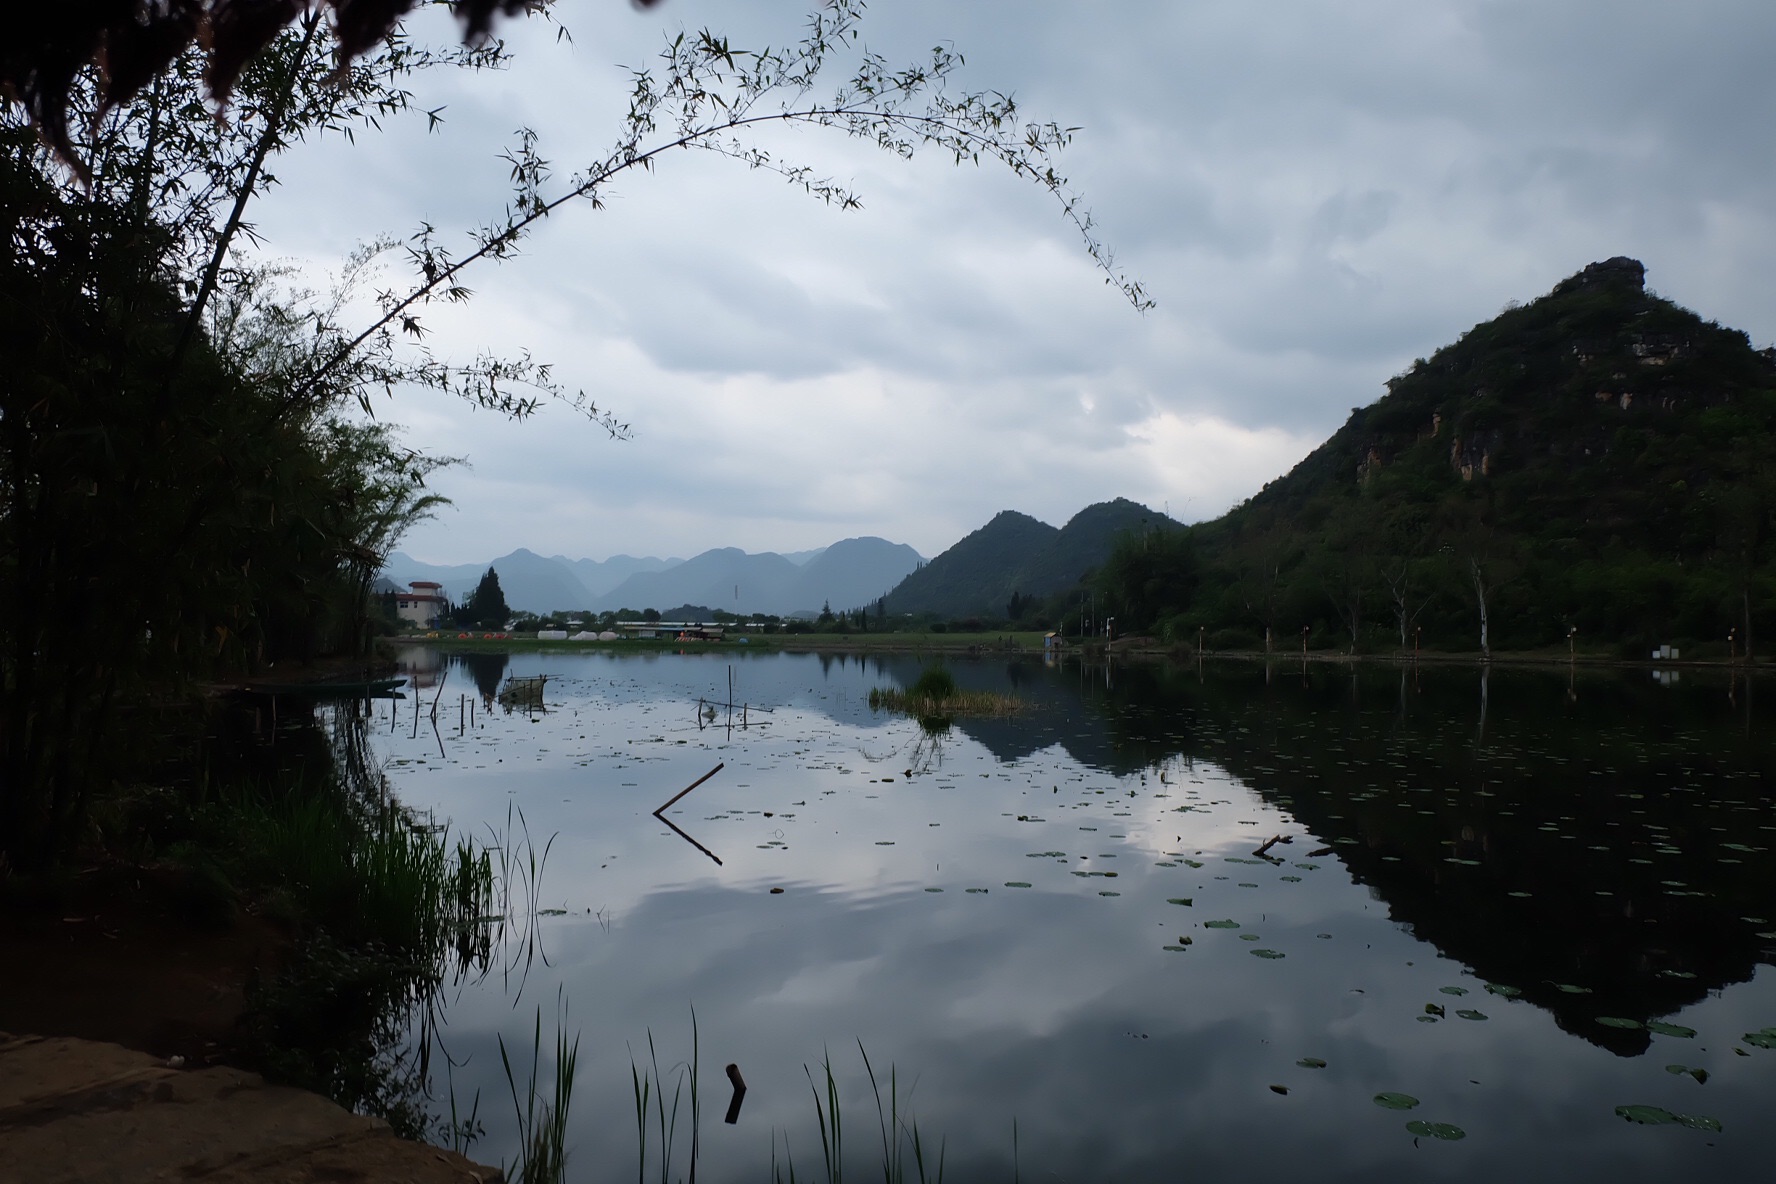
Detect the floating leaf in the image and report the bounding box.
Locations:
[1162,944,1190,952]
[1484,983,1522,998]
[965,887,989,894]
[1615,1105,1677,1125]
[1596,1017,1644,1030]
[1455,1009,1488,1021]
[1438,986,1469,996]
[538,908,568,916]
[1251,948,1286,959]
[1003,881,1032,888]
[1205,919,1241,929]
[1614,1105,1721,1132]
[1279,875,1303,882]
[1373,1092,1421,1111]
[1405,1121,1466,1140]
[1269,1084,1289,1095]
[1742,1027,1776,1049]
[1553,983,1593,994]
[1297,1057,1328,1069]
[1647,1021,1697,1039]
[1167,898,1194,907]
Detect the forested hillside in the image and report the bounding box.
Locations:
[1100,258,1776,657]
[887,500,1167,618]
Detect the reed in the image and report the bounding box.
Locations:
[623,1028,949,1184]
[500,1000,580,1184]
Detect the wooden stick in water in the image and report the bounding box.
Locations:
[654,762,724,816]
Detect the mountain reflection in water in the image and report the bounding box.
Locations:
[380,647,1775,1183]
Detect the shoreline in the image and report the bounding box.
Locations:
[384,632,1770,675]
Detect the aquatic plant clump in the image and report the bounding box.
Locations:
[866,685,1025,720]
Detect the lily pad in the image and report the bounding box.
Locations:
[1741,1027,1776,1049]
[1251,948,1285,959]
[1297,1057,1328,1069]
[1596,1017,1644,1030]
[1614,1105,1721,1132]
[1167,898,1194,906]
[1438,986,1469,996]
[1484,983,1522,998]
[1373,1092,1420,1111]
[1455,1009,1488,1021]
[1614,1105,1678,1125]
[1647,1021,1697,1039]
[1204,919,1241,929]
[1405,1121,1466,1140]
[1003,881,1032,888]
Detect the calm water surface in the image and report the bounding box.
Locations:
[372,648,1776,1182]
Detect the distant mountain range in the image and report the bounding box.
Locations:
[383,537,919,617]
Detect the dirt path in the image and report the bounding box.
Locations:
[0,1032,501,1183]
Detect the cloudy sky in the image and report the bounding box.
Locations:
[252,0,1776,565]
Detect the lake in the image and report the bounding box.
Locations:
[368,647,1776,1182]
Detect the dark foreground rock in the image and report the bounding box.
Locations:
[0,1032,501,1184]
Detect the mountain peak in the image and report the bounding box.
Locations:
[1551,256,1645,298]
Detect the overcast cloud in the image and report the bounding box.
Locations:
[248,0,1776,564]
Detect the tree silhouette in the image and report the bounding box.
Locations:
[2,1,661,171]
[458,567,510,629]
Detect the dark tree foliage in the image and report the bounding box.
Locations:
[455,567,510,629]
[1,0,659,171]
[1,119,448,871]
[1092,526,1197,640]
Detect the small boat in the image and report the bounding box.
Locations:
[239,676,408,699]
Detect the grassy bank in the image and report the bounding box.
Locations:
[0,697,502,1144]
